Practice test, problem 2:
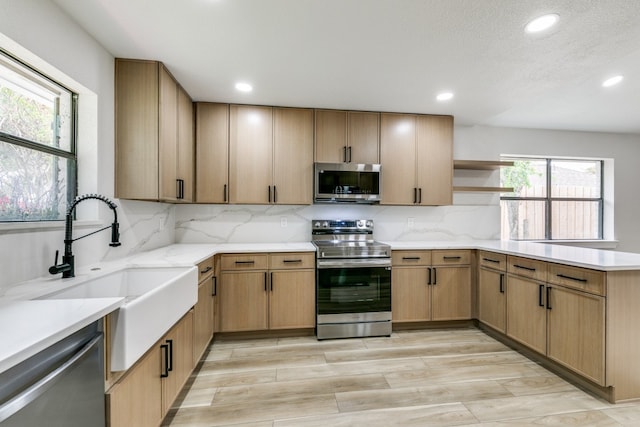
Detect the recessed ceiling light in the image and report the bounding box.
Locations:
[235,82,253,92]
[525,14,559,33]
[436,92,454,102]
[602,75,624,88]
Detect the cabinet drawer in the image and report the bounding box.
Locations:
[507,256,547,282]
[392,250,431,266]
[432,250,471,266]
[221,253,268,271]
[548,263,606,296]
[478,251,507,271]
[269,252,315,270]
[197,256,214,282]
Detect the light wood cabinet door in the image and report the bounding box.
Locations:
[114,59,159,200]
[315,110,347,163]
[415,115,453,205]
[106,344,162,427]
[273,108,313,204]
[193,276,214,363]
[392,267,430,322]
[347,111,379,163]
[506,275,547,354]
[229,105,273,204]
[220,271,269,332]
[547,285,605,385]
[176,85,194,202]
[158,64,179,202]
[195,103,229,203]
[269,270,315,329]
[380,113,417,205]
[431,266,471,320]
[478,267,506,332]
[162,311,194,415]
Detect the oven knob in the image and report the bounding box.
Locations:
[357,220,365,228]
[366,220,373,228]
[322,221,329,228]
[314,221,321,228]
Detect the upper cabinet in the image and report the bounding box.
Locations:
[380,113,453,206]
[195,103,229,203]
[115,59,194,202]
[315,110,379,164]
[229,105,313,205]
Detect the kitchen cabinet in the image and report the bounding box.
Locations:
[115,59,194,202]
[477,251,507,333]
[195,103,229,203]
[391,250,470,323]
[380,113,453,205]
[219,252,315,332]
[193,256,216,363]
[315,110,380,164]
[106,311,194,427]
[229,105,313,204]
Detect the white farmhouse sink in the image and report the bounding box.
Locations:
[36,266,198,371]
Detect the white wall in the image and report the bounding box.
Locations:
[0,0,174,290]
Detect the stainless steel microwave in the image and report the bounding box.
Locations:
[314,163,382,204]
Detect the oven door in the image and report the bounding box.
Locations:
[316,259,391,318]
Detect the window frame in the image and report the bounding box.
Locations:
[500,157,604,241]
[0,48,78,222]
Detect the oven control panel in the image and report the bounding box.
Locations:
[312,219,373,233]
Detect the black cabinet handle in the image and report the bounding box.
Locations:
[443,256,461,260]
[539,284,545,307]
[212,276,217,296]
[483,258,500,264]
[427,267,432,285]
[283,259,302,263]
[546,287,552,310]
[514,264,536,272]
[413,188,417,204]
[160,343,169,378]
[166,339,173,372]
[223,184,228,202]
[499,273,505,293]
[274,185,277,203]
[264,272,268,292]
[402,256,421,261]
[556,273,588,283]
[200,266,212,274]
[270,272,273,291]
[343,146,347,163]
[235,260,255,265]
[433,267,437,285]
[418,188,422,204]
[347,146,352,163]
[268,186,272,203]
[176,179,185,199]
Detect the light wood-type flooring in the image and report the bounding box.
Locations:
[163,327,640,426]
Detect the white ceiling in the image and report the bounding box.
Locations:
[52,0,640,134]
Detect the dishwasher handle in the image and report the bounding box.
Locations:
[0,333,103,422]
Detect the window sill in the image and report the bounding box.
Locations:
[529,240,619,250]
[0,220,103,234]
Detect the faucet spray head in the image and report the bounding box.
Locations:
[110,222,121,247]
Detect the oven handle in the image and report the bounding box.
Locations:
[317,259,392,269]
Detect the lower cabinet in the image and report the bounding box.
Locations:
[193,255,217,363]
[219,252,315,332]
[106,311,194,427]
[391,250,471,323]
[477,251,507,333]
[506,274,547,354]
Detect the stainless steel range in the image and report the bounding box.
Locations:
[312,219,392,340]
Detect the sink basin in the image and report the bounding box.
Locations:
[37,266,198,371]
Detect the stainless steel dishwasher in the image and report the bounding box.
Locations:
[0,321,105,427]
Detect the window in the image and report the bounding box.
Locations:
[0,49,76,222]
[500,157,603,240]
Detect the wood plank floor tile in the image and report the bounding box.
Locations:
[497,375,578,396]
[191,368,277,389]
[601,405,640,425]
[456,410,622,426]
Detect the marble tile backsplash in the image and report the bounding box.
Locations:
[175,204,500,243]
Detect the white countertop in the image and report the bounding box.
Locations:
[3,239,640,375]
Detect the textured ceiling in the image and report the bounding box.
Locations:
[52,0,640,133]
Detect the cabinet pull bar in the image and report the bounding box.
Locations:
[418,188,422,204]
[539,284,545,307]
[268,186,271,203]
[176,179,181,200]
[235,260,255,265]
[347,146,352,163]
[443,256,461,260]
[483,258,500,264]
[223,184,228,202]
[546,287,552,310]
[433,267,437,285]
[343,146,347,163]
[160,344,169,378]
[200,266,212,274]
[514,264,536,272]
[212,276,217,296]
[270,272,273,291]
[499,273,505,293]
[283,259,303,263]
[402,256,421,261]
[556,273,588,283]
[427,267,432,285]
[264,272,267,292]
[413,188,417,204]
[274,186,277,203]
[166,339,173,372]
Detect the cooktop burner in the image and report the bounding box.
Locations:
[311,219,390,259]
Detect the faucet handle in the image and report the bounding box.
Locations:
[53,250,59,266]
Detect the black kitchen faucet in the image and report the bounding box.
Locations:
[49,194,122,278]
